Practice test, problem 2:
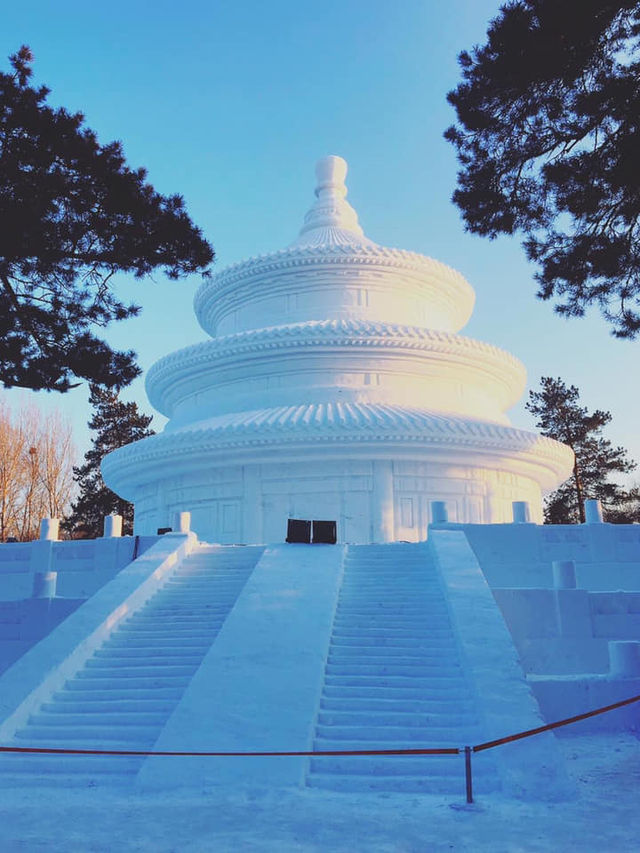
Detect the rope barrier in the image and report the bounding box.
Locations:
[1,693,638,758]
[0,745,460,757]
[472,692,640,753]
[2,692,638,805]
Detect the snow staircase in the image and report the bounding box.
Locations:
[0,544,263,787]
[307,543,499,794]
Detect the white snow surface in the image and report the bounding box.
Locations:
[1,733,638,852]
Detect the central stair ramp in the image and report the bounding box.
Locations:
[0,544,263,787]
[306,543,498,794]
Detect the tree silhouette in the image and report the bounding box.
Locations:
[64,386,154,537]
[446,2,640,337]
[0,46,213,392]
[526,376,637,523]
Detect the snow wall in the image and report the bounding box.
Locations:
[434,521,640,731]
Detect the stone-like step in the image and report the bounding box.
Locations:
[325,675,467,688]
[329,636,457,649]
[340,578,435,584]
[87,655,203,667]
[325,664,460,677]
[314,737,463,752]
[339,597,441,602]
[145,597,224,606]
[145,607,232,615]
[328,651,450,664]
[118,625,212,641]
[335,598,447,606]
[77,664,198,678]
[127,611,229,620]
[323,685,472,700]
[315,725,466,742]
[123,616,225,624]
[93,647,208,659]
[333,614,450,624]
[320,697,466,713]
[339,585,443,594]
[104,637,211,649]
[341,571,432,577]
[29,712,168,727]
[332,625,452,635]
[51,687,184,702]
[317,711,476,727]
[41,699,177,714]
[64,676,192,690]
[152,583,226,590]
[15,726,157,743]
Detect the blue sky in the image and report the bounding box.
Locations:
[1,0,638,479]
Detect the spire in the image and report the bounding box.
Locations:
[290,156,376,248]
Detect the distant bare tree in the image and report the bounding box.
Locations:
[0,403,27,540]
[37,411,75,518]
[0,400,75,540]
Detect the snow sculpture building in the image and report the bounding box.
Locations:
[102,156,573,543]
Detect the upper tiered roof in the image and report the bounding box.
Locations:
[194,157,476,337]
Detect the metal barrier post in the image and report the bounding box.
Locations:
[464,746,473,803]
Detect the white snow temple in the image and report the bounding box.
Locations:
[0,158,638,803]
[102,156,573,543]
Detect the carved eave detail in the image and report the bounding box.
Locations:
[146,321,525,417]
[102,404,574,495]
[194,244,476,335]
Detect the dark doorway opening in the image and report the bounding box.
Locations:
[286,518,311,544]
[312,520,337,544]
[286,518,337,544]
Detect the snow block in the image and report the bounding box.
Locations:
[555,589,591,638]
[428,529,575,800]
[609,641,640,677]
[137,544,345,791]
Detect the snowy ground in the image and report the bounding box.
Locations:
[1,733,638,852]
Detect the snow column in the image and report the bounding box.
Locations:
[372,459,394,542]
[243,464,263,544]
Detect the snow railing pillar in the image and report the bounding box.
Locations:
[172,511,191,534]
[372,461,394,542]
[32,571,57,598]
[39,518,59,541]
[552,560,577,589]
[102,514,123,538]
[30,517,59,598]
[609,641,640,677]
[512,501,531,523]
[552,559,590,637]
[584,499,604,524]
